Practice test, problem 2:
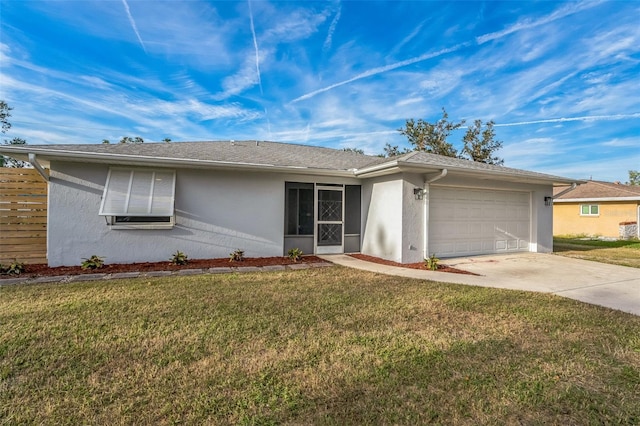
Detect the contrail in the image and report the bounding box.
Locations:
[494,113,640,127]
[291,1,601,103]
[476,1,601,44]
[121,0,146,53]
[291,43,470,103]
[248,0,263,95]
[323,5,342,52]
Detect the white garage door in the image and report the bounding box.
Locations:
[429,187,530,257]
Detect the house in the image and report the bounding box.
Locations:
[553,180,640,239]
[0,141,577,267]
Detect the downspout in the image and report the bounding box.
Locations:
[28,153,49,182]
[552,182,577,199]
[423,169,448,260]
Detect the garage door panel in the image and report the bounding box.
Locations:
[430,187,530,257]
[481,223,493,237]
[436,242,456,255]
[482,206,495,219]
[455,223,470,236]
[454,206,469,219]
[482,241,494,251]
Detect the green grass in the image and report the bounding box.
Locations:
[2,267,639,425]
[554,237,640,268]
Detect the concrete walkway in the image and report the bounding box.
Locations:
[318,253,640,316]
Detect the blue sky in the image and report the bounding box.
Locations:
[1,1,638,182]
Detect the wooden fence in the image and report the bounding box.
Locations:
[0,167,48,264]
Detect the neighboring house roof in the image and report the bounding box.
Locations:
[0,140,576,185]
[554,180,640,202]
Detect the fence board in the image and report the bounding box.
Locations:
[1,209,48,217]
[0,224,47,232]
[1,230,46,238]
[0,167,48,264]
[0,197,46,204]
[0,188,47,195]
[1,217,48,225]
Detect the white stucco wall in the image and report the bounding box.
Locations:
[47,161,359,267]
[47,162,285,266]
[46,160,555,266]
[361,175,404,263]
[401,174,426,263]
[531,188,554,253]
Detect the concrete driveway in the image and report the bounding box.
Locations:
[319,253,640,316]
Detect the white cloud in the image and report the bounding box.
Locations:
[291,43,470,103]
[494,113,640,128]
[600,137,640,148]
[323,4,341,52]
[476,1,602,44]
[395,97,424,107]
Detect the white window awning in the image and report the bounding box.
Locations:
[99,168,176,216]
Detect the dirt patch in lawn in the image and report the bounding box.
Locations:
[0,256,328,280]
[349,253,478,275]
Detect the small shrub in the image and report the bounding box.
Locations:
[425,253,439,271]
[229,249,244,262]
[288,248,303,262]
[81,255,105,270]
[1,261,25,275]
[170,250,189,265]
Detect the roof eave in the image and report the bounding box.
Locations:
[357,159,579,185]
[554,197,640,202]
[353,160,401,177]
[0,146,357,178]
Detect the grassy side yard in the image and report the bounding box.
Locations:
[554,237,640,268]
[2,267,639,425]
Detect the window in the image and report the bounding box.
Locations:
[285,182,314,235]
[100,168,176,229]
[580,204,599,216]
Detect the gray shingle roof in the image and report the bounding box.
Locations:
[383,150,574,183]
[0,140,576,184]
[22,140,385,172]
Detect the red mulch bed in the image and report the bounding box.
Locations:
[349,254,478,275]
[0,256,327,280]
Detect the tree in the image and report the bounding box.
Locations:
[1,100,12,134]
[380,142,410,157]
[119,136,144,144]
[461,120,503,165]
[399,107,505,164]
[343,147,364,154]
[102,139,110,144]
[628,170,640,186]
[0,101,28,167]
[1,137,28,167]
[162,137,172,143]
[398,108,463,157]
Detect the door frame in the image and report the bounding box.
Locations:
[314,184,345,254]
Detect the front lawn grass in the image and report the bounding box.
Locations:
[2,267,639,424]
[554,237,640,268]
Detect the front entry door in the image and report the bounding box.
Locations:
[315,186,344,254]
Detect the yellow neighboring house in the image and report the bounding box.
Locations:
[553,180,640,239]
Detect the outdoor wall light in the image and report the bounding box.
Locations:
[414,188,425,200]
[544,196,553,206]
